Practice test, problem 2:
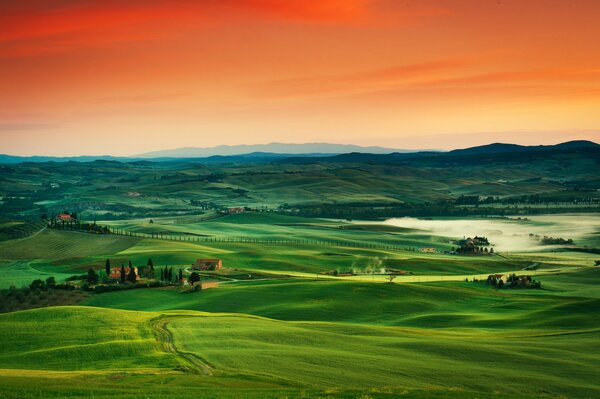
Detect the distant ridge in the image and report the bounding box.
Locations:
[0,140,597,164]
[134,142,407,158]
[449,140,600,156]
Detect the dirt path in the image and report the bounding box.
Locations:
[148,316,214,375]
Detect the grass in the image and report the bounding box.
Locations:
[0,307,178,372]
[0,230,140,260]
[0,218,536,289]
[82,273,600,330]
[1,306,598,398]
[170,313,600,396]
[1,212,600,398]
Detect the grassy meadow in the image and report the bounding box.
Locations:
[1,193,600,398]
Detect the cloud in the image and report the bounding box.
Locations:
[95,92,192,104]
[254,59,470,99]
[0,1,450,58]
[0,123,60,131]
[252,61,600,104]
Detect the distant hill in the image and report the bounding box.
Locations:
[1,140,597,164]
[134,143,407,158]
[449,140,600,156]
[278,140,600,164]
[0,154,132,164]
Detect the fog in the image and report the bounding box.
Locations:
[380,215,600,252]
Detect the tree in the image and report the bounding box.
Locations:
[105,259,111,277]
[189,272,200,285]
[120,265,126,284]
[387,274,397,284]
[169,267,174,282]
[30,279,45,291]
[46,276,56,288]
[178,268,183,282]
[127,266,137,283]
[160,269,165,281]
[87,268,99,285]
[147,258,154,268]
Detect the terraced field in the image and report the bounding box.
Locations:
[0,229,140,260]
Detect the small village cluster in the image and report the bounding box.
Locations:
[88,257,223,291]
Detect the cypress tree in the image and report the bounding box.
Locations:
[160,269,164,281]
[178,268,183,281]
[120,265,126,283]
[105,259,110,277]
[127,266,137,283]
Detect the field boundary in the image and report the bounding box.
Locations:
[54,224,435,253]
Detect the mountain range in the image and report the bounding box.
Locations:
[0,140,598,164]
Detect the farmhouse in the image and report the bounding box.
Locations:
[109,266,140,281]
[56,213,73,221]
[193,258,222,270]
[228,207,245,214]
[420,247,437,253]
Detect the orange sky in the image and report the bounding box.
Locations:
[1,0,600,155]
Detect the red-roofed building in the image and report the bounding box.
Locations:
[193,259,222,271]
[110,267,139,281]
[56,213,73,221]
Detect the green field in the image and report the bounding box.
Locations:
[1,210,600,398]
[1,304,599,398]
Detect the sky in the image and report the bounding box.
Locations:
[1,0,600,156]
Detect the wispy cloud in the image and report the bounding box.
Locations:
[252,62,600,103]
[254,59,470,99]
[0,1,450,58]
[0,123,60,131]
[95,92,191,104]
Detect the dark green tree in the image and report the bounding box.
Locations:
[178,268,183,282]
[30,279,45,290]
[120,265,126,284]
[147,258,154,268]
[189,272,200,285]
[105,259,111,277]
[87,268,99,284]
[127,266,137,283]
[46,276,56,288]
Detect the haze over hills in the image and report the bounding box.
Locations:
[0,140,598,164]
[134,142,408,158]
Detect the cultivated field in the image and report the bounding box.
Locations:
[0,211,599,398]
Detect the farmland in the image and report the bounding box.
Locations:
[1,153,600,398]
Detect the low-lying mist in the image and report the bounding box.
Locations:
[381,215,600,252]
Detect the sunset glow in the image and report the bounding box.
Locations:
[1,0,600,155]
